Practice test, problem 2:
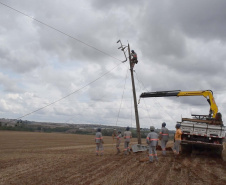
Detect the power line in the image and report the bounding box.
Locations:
[0,2,129,124]
[134,71,177,123]
[115,68,129,126]
[15,62,123,121]
[0,1,122,62]
[134,71,153,124]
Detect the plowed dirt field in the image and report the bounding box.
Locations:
[1,131,226,185]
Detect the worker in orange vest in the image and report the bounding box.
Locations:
[159,122,169,155]
[173,123,182,156]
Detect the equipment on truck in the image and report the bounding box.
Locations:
[139,90,226,158]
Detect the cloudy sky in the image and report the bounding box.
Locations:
[1,0,226,130]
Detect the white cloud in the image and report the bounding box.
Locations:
[0,0,226,130]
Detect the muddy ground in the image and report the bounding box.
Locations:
[0,131,226,185]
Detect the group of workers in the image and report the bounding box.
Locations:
[95,122,182,163]
[95,126,132,156]
[95,49,183,161]
[146,122,182,163]
[94,49,138,155]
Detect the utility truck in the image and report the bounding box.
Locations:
[140,90,225,157]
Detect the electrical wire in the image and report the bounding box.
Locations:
[115,68,129,126]
[0,1,122,62]
[14,62,123,121]
[134,71,153,124]
[0,2,130,124]
[134,71,177,123]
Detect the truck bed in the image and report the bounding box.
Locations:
[181,118,225,138]
[182,118,223,125]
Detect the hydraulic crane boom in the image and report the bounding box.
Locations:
[140,90,218,118]
[140,90,225,158]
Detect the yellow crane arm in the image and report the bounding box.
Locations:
[140,90,218,118]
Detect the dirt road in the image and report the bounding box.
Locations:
[1,131,226,185]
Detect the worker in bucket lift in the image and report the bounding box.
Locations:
[146,126,159,163]
[159,122,169,156]
[173,123,182,156]
[116,131,122,155]
[131,50,138,68]
[95,128,104,156]
[124,126,132,155]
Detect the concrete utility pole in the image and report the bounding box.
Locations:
[128,44,142,144]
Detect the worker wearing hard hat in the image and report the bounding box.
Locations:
[159,122,169,155]
[131,50,138,68]
[173,123,182,156]
[95,128,104,156]
[123,126,132,155]
[146,126,159,163]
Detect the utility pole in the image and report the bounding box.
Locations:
[117,40,141,144]
[128,44,141,144]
